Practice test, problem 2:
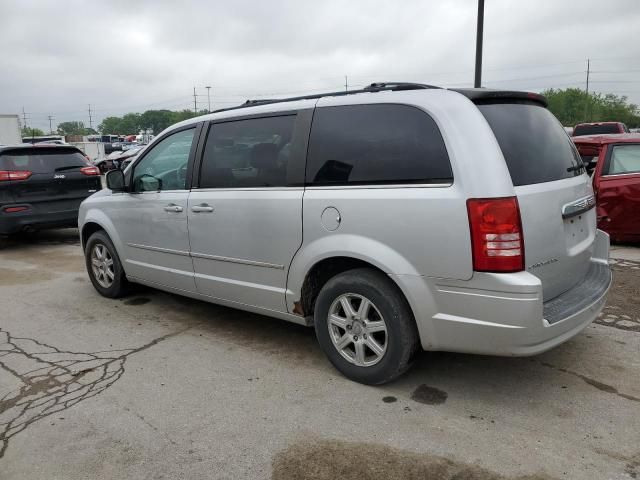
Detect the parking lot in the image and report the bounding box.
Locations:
[0,229,638,479]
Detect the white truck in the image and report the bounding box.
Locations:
[0,114,22,146]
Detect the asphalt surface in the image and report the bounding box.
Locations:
[1,229,639,479]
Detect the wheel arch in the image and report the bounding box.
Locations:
[80,210,125,259]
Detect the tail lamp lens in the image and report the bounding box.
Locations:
[467,197,525,273]
[0,170,32,182]
[80,166,100,176]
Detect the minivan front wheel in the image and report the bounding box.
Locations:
[85,230,129,298]
[314,268,419,385]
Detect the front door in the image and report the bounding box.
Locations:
[112,126,199,292]
[187,112,310,312]
[595,143,640,241]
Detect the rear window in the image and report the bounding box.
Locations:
[573,124,621,136]
[306,104,452,186]
[0,148,88,173]
[478,103,582,186]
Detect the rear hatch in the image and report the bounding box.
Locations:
[0,147,101,214]
[478,101,595,301]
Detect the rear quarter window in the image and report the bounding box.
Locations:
[478,103,582,186]
[306,104,452,186]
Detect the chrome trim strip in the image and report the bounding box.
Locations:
[190,252,285,270]
[305,182,452,190]
[128,243,285,269]
[191,187,304,192]
[127,243,190,257]
[562,194,596,219]
[600,172,640,178]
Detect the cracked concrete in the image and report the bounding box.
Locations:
[0,229,639,479]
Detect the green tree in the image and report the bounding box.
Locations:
[139,109,176,134]
[21,126,45,137]
[542,88,640,128]
[57,121,88,136]
[98,116,124,134]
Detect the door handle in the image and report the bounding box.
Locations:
[191,204,214,213]
[163,204,183,213]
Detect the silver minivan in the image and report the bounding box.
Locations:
[79,83,611,384]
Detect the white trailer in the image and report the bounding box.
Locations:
[0,114,22,145]
[69,141,105,161]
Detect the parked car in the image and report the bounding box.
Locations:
[94,146,146,173]
[573,133,640,242]
[79,83,611,384]
[119,146,146,171]
[1,144,101,235]
[94,151,125,173]
[573,122,629,136]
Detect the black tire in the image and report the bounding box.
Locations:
[314,268,419,385]
[84,230,129,298]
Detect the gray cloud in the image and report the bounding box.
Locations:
[1,0,639,132]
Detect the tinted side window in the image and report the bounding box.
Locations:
[132,128,195,192]
[306,104,452,186]
[200,115,296,188]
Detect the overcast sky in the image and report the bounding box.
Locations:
[2,0,639,132]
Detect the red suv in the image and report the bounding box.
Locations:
[573,134,640,242]
[573,122,629,136]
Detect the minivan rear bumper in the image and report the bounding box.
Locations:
[392,229,611,356]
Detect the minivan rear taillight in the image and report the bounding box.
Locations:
[467,197,524,273]
[80,166,100,176]
[0,170,32,182]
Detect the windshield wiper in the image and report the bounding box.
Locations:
[566,163,585,173]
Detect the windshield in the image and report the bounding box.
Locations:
[478,103,582,186]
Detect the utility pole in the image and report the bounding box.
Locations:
[87,104,93,130]
[474,0,485,88]
[206,86,212,113]
[48,115,54,134]
[22,107,28,130]
[583,58,591,122]
[193,87,198,114]
[344,75,348,92]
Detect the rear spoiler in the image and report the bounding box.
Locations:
[449,88,548,107]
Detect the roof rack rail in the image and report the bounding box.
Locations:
[214,82,441,113]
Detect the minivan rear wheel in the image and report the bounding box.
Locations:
[314,268,419,385]
[85,230,129,298]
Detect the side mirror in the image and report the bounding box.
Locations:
[133,174,162,192]
[106,169,126,191]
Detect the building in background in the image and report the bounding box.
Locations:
[0,114,22,145]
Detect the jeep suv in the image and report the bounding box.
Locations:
[1,144,101,235]
[79,83,611,385]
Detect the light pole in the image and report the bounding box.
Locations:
[206,86,212,113]
[474,0,485,88]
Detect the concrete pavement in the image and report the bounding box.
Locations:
[1,229,638,479]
